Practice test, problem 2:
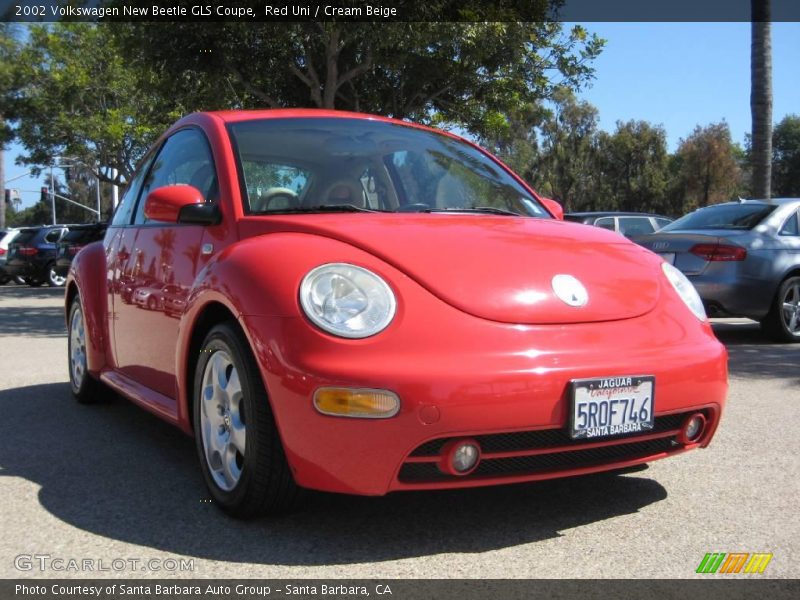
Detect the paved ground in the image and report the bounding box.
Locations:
[0,284,797,579]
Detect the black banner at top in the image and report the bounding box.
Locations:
[2,0,800,23]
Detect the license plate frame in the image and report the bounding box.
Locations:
[569,375,655,440]
[658,252,676,265]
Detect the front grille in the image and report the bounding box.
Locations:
[410,412,689,457]
[399,436,677,483]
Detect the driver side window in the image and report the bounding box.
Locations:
[134,128,217,225]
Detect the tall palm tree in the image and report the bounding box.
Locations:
[751,0,772,200]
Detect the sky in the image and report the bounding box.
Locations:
[4,21,800,210]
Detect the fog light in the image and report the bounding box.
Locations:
[313,388,400,418]
[679,413,707,444]
[439,439,481,476]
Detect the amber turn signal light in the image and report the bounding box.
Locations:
[313,387,400,419]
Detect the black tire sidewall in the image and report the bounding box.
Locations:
[67,298,95,400]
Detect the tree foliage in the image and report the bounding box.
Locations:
[11,23,181,184]
[672,122,744,210]
[772,114,800,196]
[116,20,603,139]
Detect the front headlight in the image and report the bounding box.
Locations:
[662,262,706,321]
[299,263,397,338]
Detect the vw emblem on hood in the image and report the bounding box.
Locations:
[552,274,588,307]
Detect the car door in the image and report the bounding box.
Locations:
[113,127,218,400]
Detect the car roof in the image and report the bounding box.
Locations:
[566,211,671,218]
[704,198,800,208]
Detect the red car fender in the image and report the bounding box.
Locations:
[173,231,397,433]
[65,241,109,377]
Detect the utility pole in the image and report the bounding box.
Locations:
[49,163,56,224]
[95,163,101,222]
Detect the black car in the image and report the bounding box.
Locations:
[54,223,108,277]
[565,211,673,237]
[5,225,70,287]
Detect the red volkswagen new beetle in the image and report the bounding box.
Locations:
[65,110,727,517]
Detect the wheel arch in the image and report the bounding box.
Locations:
[65,242,109,376]
[178,298,243,435]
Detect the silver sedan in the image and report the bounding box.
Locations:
[635,199,800,342]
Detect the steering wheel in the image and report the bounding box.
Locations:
[258,187,299,211]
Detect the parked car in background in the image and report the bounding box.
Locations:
[565,212,673,237]
[0,228,22,284]
[55,223,108,278]
[4,225,69,287]
[635,199,800,342]
[65,109,727,518]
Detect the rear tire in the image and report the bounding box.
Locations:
[193,322,300,518]
[68,297,104,403]
[48,263,66,287]
[27,277,44,287]
[760,276,800,343]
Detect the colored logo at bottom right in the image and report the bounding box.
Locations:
[697,552,773,574]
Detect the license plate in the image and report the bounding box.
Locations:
[658,252,676,264]
[570,376,655,439]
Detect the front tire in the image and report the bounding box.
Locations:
[68,297,104,403]
[761,276,800,343]
[193,322,299,518]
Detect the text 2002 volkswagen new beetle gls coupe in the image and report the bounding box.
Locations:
[65,110,728,517]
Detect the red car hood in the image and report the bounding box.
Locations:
[242,214,662,324]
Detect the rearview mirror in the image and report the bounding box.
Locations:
[143,185,220,225]
[540,197,564,220]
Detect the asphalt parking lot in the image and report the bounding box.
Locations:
[0,284,797,579]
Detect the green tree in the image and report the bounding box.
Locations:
[772,114,800,196]
[672,122,743,211]
[531,88,600,210]
[594,120,670,213]
[11,23,182,184]
[117,19,603,140]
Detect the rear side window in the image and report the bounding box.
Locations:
[44,229,62,243]
[618,217,655,236]
[779,211,799,236]
[594,217,616,231]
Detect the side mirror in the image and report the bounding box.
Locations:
[143,185,220,225]
[540,197,564,220]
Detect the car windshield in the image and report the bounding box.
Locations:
[661,204,777,231]
[228,118,549,218]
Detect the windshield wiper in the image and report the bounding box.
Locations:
[265,204,385,214]
[413,206,524,217]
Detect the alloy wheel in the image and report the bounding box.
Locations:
[200,349,246,491]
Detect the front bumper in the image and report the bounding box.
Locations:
[242,291,728,496]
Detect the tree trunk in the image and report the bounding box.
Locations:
[751,0,772,200]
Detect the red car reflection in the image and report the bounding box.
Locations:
[65,110,727,518]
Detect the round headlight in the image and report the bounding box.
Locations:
[662,262,706,321]
[299,263,397,338]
